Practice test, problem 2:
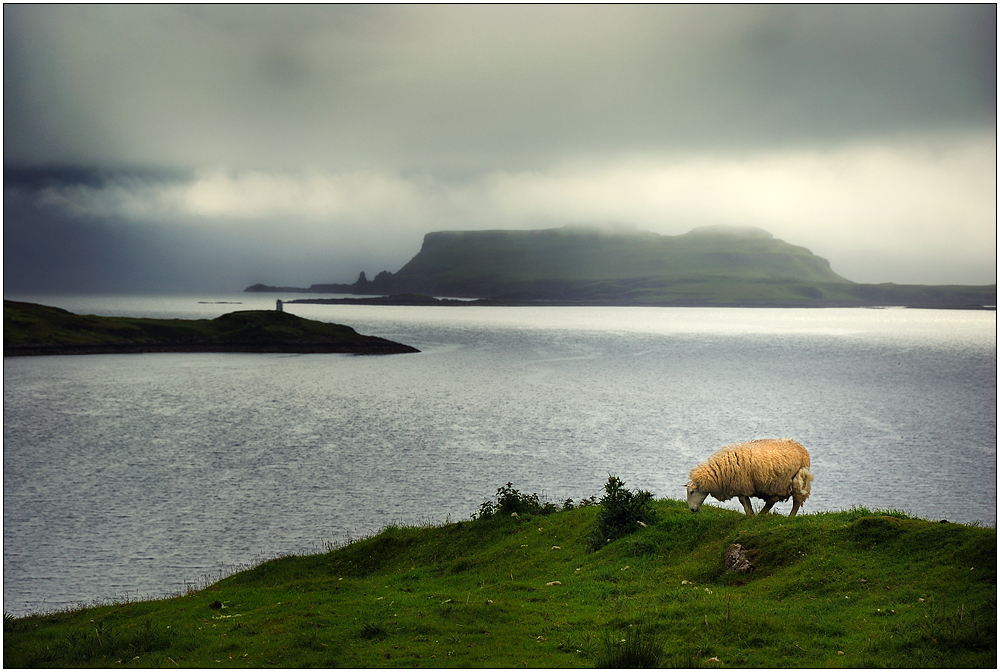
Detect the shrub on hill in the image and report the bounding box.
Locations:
[589,475,657,550]
[473,482,559,519]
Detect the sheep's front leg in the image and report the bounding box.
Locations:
[738,496,755,515]
[789,499,801,517]
[759,497,780,515]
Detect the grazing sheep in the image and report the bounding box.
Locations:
[686,438,814,516]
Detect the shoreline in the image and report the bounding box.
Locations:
[285,293,998,310]
[3,339,419,357]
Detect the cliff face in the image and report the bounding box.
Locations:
[385,224,851,298]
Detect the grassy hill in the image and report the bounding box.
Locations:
[394,225,848,288]
[248,225,996,307]
[4,482,994,668]
[3,301,419,356]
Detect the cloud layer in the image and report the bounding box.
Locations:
[4,5,996,290]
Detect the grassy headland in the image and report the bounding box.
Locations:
[247,225,997,308]
[3,300,419,356]
[4,488,994,668]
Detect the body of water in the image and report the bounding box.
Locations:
[3,293,996,615]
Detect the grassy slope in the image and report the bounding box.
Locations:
[5,501,994,668]
[3,301,417,355]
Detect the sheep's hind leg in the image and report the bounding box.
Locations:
[738,496,755,515]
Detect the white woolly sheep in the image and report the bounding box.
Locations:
[686,438,814,516]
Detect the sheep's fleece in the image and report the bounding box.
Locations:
[687,438,813,516]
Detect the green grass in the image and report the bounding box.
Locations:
[5,497,994,668]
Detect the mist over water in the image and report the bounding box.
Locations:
[3,295,996,616]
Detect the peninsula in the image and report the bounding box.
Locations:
[246,225,996,309]
[3,301,419,357]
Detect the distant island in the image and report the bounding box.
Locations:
[3,301,419,357]
[246,224,996,309]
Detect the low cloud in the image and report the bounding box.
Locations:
[26,133,996,285]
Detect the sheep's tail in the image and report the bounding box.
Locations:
[793,467,814,502]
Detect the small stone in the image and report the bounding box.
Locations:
[545,581,562,586]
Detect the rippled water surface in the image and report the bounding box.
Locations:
[4,294,996,615]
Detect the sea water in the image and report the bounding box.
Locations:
[3,294,996,615]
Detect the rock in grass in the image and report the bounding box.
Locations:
[724,543,754,573]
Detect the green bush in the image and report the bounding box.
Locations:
[589,475,656,551]
[473,482,559,520]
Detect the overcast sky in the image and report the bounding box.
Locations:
[4,4,996,292]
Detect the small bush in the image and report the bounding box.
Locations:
[589,475,656,551]
[473,482,559,520]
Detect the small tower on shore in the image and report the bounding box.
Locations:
[276,299,284,312]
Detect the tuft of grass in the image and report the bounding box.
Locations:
[359,621,388,640]
[596,622,665,668]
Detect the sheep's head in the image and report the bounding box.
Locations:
[687,481,709,512]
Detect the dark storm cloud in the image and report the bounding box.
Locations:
[4,4,994,171]
[3,5,996,290]
[4,186,177,292]
[4,179,396,293]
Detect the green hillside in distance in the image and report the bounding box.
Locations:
[395,225,849,287]
[246,225,996,308]
[3,301,419,356]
